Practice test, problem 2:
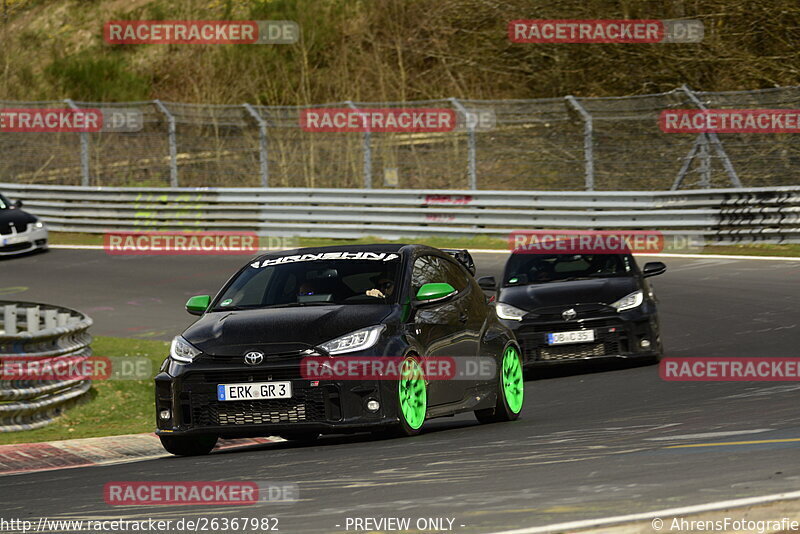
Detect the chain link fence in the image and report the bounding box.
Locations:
[2,85,799,191]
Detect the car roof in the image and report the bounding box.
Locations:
[251,243,437,264]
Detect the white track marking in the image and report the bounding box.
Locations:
[488,490,800,534]
[645,429,773,441]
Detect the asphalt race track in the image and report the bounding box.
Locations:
[2,249,800,533]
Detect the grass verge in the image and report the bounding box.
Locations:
[0,336,168,445]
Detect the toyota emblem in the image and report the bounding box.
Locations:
[244,351,264,366]
[561,308,577,321]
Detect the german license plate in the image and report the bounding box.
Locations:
[547,329,595,345]
[217,381,291,401]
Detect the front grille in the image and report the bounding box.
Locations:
[199,368,303,382]
[189,388,329,427]
[518,317,626,362]
[540,342,608,361]
[214,401,309,425]
[0,242,30,252]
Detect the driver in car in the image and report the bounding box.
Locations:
[366,275,395,299]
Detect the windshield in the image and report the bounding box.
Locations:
[212,253,403,310]
[503,253,634,286]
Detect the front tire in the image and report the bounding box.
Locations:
[159,434,217,456]
[476,345,524,424]
[392,356,427,437]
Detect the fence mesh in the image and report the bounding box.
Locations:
[2,86,799,190]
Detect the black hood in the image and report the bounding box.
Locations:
[182,304,395,356]
[0,209,36,234]
[499,277,639,311]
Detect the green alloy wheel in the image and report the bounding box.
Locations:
[475,345,524,424]
[502,346,524,414]
[397,357,427,436]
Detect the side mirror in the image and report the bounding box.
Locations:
[415,283,456,305]
[12,200,22,208]
[477,276,497,291]
[642,262,666,278]
[185,295,211,315]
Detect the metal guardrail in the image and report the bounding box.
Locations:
[2,183,799,244]
[0,301,93,432]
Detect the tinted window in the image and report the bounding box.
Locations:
[213,252,402,310]
[411,255,448,294]
[440,258,470,292]
[503,253,633,286]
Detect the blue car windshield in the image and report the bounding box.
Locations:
[212,252,403,310]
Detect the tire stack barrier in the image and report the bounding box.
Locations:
[0,301,93,432]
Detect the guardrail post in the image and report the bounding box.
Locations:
[153,100,179,187]
[3,304,17,335]
[65,99,90,186]
[43,309,58,330]
[449,97,477,190]
[680,85,742,188]
[347,101,372,188]
[565,96,595,191]
[25,305,39,333]
[244,104,269,187]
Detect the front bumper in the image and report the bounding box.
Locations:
[502,308,660,366]
[155,359,402,438]
[0,225,48,256]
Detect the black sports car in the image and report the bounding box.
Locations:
[0,193,48,257]
[479,252,666,367]
[155,244,523,456]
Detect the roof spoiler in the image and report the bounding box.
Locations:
[442,249,476,276]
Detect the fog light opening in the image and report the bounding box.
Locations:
[640,339,651,349]
[159,409,172,420]
[366,399,380,412]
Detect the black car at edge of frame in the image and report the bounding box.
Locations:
[155,244,523,456]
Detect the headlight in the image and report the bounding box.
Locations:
[495,302,527,321]
[33,221,44,229]
[611,290,643,312]
[319,325,385,355]
[170,336,201,363]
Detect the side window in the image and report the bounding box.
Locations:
[411,255,446,294]
[440,258,469,292]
